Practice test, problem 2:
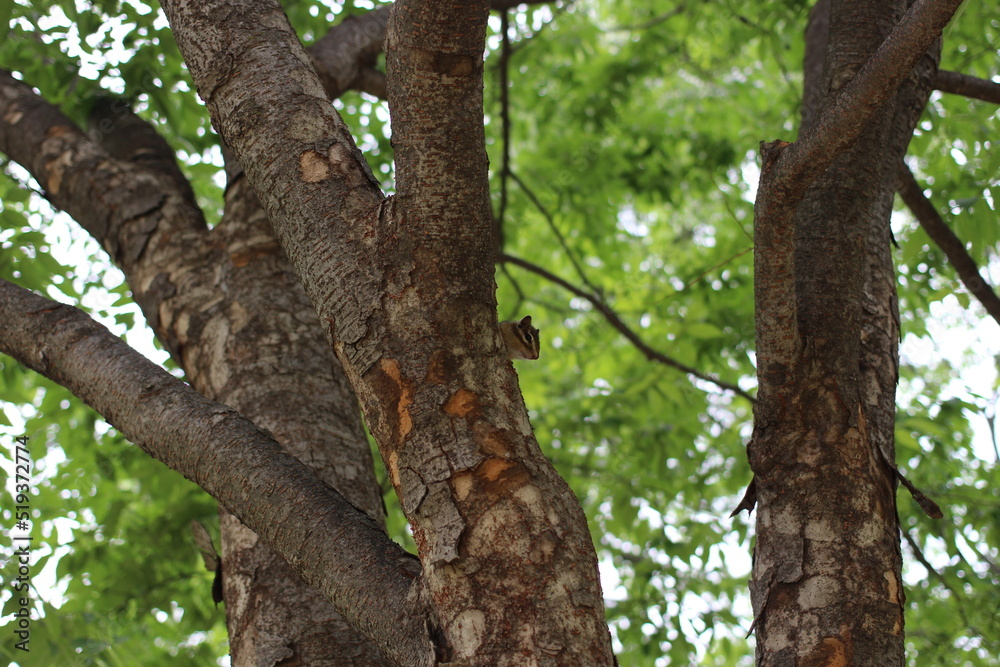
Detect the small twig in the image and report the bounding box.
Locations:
[612,3,686,32]
[897,163,1000,328]
[681,247,753,293]
[499,253,754,402]
[717,181,755,244]
[986,393,1000,464]
[902,530,950,590]
[508,170,601,295]
[730,477,757,517]
[895,469,943,519]
[495,10,512,250]
[958,526,1000,576]
[902,529,973,630]
[506,1,574,57]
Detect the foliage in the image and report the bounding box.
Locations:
[0,0,997,665]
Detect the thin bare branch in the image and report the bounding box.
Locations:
[897,163,1000,328]
[495,10,512,250]
[935,70,1000,104]
[902,530,973,630]
[508,169,602,295]
[499,253,754,402]
[612,3,686,32]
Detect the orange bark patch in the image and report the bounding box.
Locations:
[444,388,478,417]
[46,170,63,196]
[299,149,330,182]
[474,425,512,457]
[436,53,475,76]
[476,458,529,499]
[802,631,852,667]
[42,131,74,195]
[884,570,899,603]
[230,251,251,268]
[448,459,528,504]
[479,456,515,482]
[230,241,280,267]
[446,458,528,504]
[885,571,903,634]
[451,471,474,501]
[388,450,400,489]
[379,358,413,442]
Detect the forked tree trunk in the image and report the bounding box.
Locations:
[748,0,941,664]
[159,0,617,663]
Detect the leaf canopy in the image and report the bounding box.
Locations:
[0,0,997,664]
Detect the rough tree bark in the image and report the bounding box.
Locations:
[1,0,617,664]
[155,0,615,662]
[0,277,429,662]
[1,70,393,664]
[747,0,960,664]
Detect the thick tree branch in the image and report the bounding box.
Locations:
[0,69,206,259]
[308,0,557,101]
[898,163,1000,327]
[767,0,964,204]
[310,7,390,100]
[495,10,512,250]
[499,253,754,402]
[158,0,385,376]
[747,3,949,660]
[753,0,962,391]
[935,70,1000,104]
[0,280,429,665]
[0,68,211,355]
[3,66,395,664]
[386,1,492,230]
[800,0,830,131]
[88,96,200,206]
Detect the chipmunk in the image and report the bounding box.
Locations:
[500,316,540,360]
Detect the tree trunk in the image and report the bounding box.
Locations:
[2,0,619,659]
[748,0,946,663]
[204,170,392,665]
[155,0,615,663]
